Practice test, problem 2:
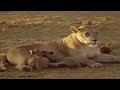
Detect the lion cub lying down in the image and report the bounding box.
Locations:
[27,50,65,71]
[26,50,49,71]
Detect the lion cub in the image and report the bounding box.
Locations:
[27,50,49,71]
[40,51,61,63]
[27,50,66,71]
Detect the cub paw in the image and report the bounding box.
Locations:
[22,66,33,72]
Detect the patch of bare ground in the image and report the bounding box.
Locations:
[0,11,120,79]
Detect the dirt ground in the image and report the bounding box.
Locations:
[0,11,120,79]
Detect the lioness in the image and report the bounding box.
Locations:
[6,21,120,68]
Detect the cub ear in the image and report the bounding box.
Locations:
[29,49,37,55]
[50,51,53,55]
[70,26,79,33]
[29,50,33,55]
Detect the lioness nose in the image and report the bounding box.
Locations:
[93,39,97,42]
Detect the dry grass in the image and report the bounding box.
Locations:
[0,11,120,79]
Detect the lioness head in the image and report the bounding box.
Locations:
[70,21,99,47]
[40,51,53,57]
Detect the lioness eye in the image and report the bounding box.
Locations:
[85,32,90,37]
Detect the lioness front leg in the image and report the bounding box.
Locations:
[70,56,103,68]
[62,57,103,68]
[48,62,66,68]
[62,57,81,68]
[92,54,120,63]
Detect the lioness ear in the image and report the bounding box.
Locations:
[50,51,53,55]
[70,26,79,33]
[83,20,92,25]
[93,22,103,30]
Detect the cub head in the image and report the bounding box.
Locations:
[29,50,54,58]
[29,49,42,57]
[40,51,53,57]
[70,21,100,47]
[40,51,59,62]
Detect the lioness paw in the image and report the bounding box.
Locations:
[114,57,120,63]
[89,62,103,68]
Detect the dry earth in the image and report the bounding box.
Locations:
[0,11,120,79]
